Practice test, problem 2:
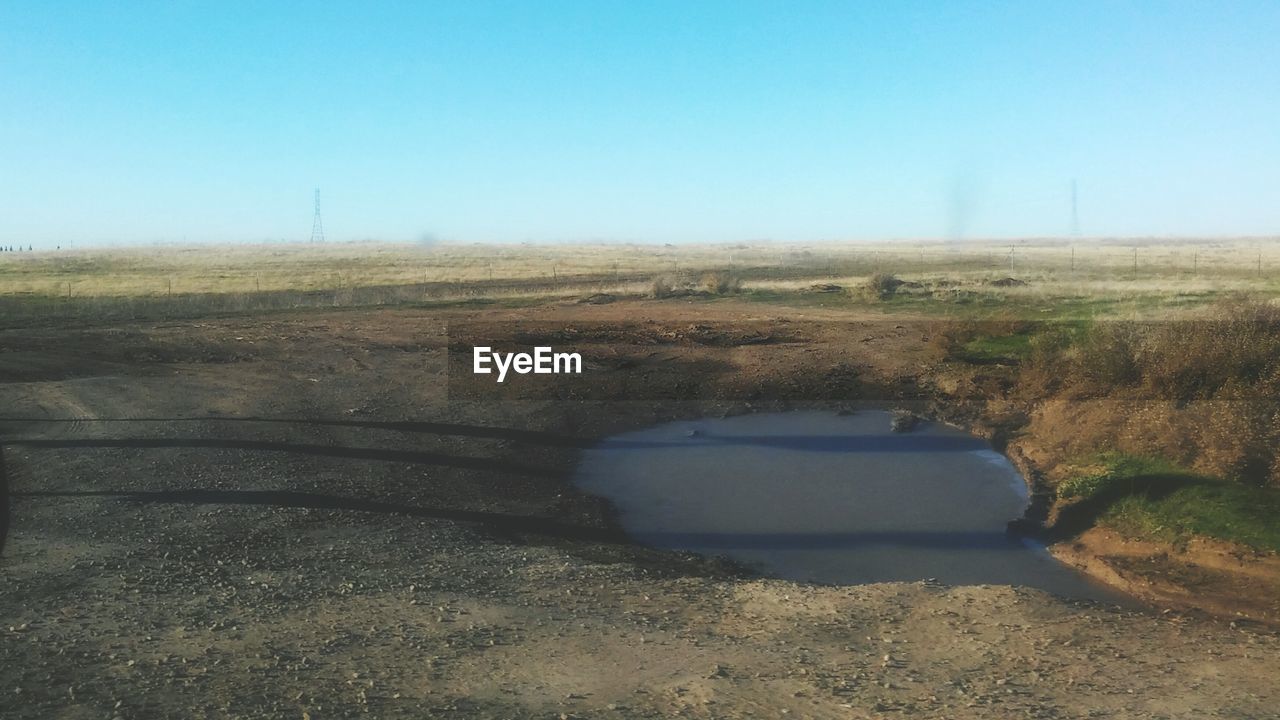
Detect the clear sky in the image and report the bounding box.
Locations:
[3,1,1279,247]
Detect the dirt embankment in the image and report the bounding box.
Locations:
[911,349,1280,624]
[911,353,1280,622]
[2,300,1278,718]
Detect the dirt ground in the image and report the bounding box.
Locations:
[2,299,1279,719]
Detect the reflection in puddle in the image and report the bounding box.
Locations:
[575,411,1119,601]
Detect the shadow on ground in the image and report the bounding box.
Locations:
[1047,472,1205,540]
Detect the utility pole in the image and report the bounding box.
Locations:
[310,189,325,243]
[1070,179,1080,238]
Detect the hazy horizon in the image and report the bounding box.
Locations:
[3,2,1279,248]
[21,234,1280,255]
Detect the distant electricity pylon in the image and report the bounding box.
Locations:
[310,188,325,243]
[1070,179,1080,238]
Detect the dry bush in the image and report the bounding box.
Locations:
[699,271,742,295]
[1119,400,1278,486]
[925,318,986,361]
[1019,319,1145,394]
[1141,302,1280,401]
[1056,301,1280,401]
[1017,326,1076,394]
[1075,321,1145,390]
[1191,401,1277,484]
[861,272,904,301]
[649,274,677,299]
[1021,300,1280,486]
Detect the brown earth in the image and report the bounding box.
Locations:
[2,299,1279,719]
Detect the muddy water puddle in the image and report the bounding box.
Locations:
[575,411,1119,601]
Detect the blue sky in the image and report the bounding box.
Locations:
[2,1,1278,246]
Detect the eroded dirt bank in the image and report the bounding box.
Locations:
[2,300,1278,718]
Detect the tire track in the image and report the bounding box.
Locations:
[0,381,103,440]
[1,445,9,557]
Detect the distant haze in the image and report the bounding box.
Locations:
[2,2,1278,248]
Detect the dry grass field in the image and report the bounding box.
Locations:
[1,238,1278,327]
[0,238,1276,297]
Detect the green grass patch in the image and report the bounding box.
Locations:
[958,332,1033,363]
[738,288,861,309]
[1057,454,1184,499]
[1059,453,1280,552]
[735,280,1215,322]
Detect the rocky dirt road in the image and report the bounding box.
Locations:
[2,301,1277,718]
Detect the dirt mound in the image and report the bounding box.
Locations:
[988,277,1028,287]
[807,283,845,293]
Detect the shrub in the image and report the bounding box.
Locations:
[699,271,742,295]
[1043,301,1280,401]
[862,272,904,301]
[1139,301,1280,401]
[1075,321,1144,389]
[1017,325,1076,393]
[649,274,677,299]
[1020,301,1280,486]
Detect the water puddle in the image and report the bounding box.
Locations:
[575,410,1118,601]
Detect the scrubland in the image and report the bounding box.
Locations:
[1,237,1277,322]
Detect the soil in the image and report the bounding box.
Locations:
[2,299,1279,718]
